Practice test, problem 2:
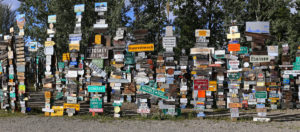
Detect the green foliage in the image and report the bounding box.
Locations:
[0,3,15,34]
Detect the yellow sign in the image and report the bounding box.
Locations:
[45,41,55,47]
[191,71,196,75]
[69,44,80,51]
[193,56,197,60]
[45,91,51,99]
[227,33,241,39]
[209,81,217,85]
[269,98,280,100]
[62,53,70,62]
[114,106,120,113]
[63,103,80,111]
[257,82,265,87]
[51,106,64,116]
[95,35,101,45]
[128,44,154,52]
[208,85,217,91]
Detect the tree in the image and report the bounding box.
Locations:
[0,3,16,34]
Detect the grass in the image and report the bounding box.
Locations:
[0,110,26,118]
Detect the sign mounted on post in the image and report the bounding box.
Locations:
[267,46,278,56]
[228,44,240,52]
[163,37,176,48]
[86,46,108,59]
[48,15,57,23]
[139,85,168,99]
[74,4,85,12]
[246,21,270,34]
[95,2,107,12]
[250,55,270,63]
[128,44,154,52]
[195,29,210,37]
[88,85,106,93]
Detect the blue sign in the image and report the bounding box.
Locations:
[70,61,78,66]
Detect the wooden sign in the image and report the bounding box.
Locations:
[128,44,154,52]
[228,44,240,51]
[86,46,108,59]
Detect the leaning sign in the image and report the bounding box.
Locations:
[250,55,270,63]
[139,85,168,99]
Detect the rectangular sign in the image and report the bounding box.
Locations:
[95,2,107,12]
[69,43,80,51]
[74,4,85,12]
[48,15,57,23]
[163,37,176,48]
[190,48,210,55]
[246,21,270,34]
[250,55,270,63]
[63,103,80,111]
[139,85,168,99]
[227,33,240,39]
[128,44,154,52]
[51,106,64,116]
[86,46,109,59]
[88,85,106,92]
[95,35,101,45]
[267,46,278,56]
[195,29,210,37]
[255,91,267,99]
[194,79,208,90]
[90,98,102,109]
[228,44,240,51]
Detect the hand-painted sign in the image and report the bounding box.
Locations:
[88,85,106,92]
[128,44,154,52]
[95,2,107,12]
[139,85,168,99]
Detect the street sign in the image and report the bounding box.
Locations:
[139,85,168,99]
[88,85,106,93]
[255,91,267,99]
[90,98,102,109]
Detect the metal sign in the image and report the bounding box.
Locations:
[194,79,208,90]
[90,98,102,109]
[228,44,240,51]
[246,21,270,34]
[195,29,210,37]
[139,85,168,99]
[88,85,106,92]
[190,48,210,55]
[238,47,248,54]
[74,4,85,12]
[44,46,54,55]
[250,55,270,63]
[48,15,57,23]
[128,44,154,52]
[227,33,240,39]
[255,91,267,99]
[95,2,107,12]
[29,42,38,52]
[267,46,278,56]
[163,37,176,48]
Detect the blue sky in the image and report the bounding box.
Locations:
[2,0,20,10]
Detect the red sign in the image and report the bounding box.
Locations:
[228,44,240,52]
[194,79,208,90]
[89,108,103,113]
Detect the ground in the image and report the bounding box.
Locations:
[1,109,300,132]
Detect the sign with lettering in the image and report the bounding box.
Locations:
[88,85,106,92]
[163,37,176,48]
[90,98,102,109]
[29,42,38,52]
[250,55,270,63]
[48,15,57,23]
[128,44,154,52]
[238,47,248,54]
[195,29,210,37]
[92,59,104,69]
[227,33,240,39]
[246,21,270,34]
[95,2,107,12]
[139,85,168,99]
[16,14,25,29]
[95,35,101,45]
[69,44,80,51]
[86,46,108,59]
[51,106,64,116]
[63,103,80,111]
[74,4,85,12]
[267,46,278,56]
[255,91,267,99]
[194,79,208,90]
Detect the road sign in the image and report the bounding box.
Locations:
[255,91,267,99]
[90,98,102,109]
[88,85,106,93]
[139,85,168,99]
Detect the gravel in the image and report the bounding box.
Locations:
[0,115,299,132]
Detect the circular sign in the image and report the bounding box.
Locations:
[243,62,249,68]
[167,68,174,75]
[114,106,120,113]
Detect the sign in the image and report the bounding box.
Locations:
[69,44,80,51]
[194,79,208,90]
[95,35,101,44]
[44,46,54,55]
[89,108,103,113]
[58,62,65,69]
[227,33,240,39]
[95,2,107,12]
[48,15,56,23]
[238,47,248,54]
[284,70,300,75]
[246,21,270,34]
[137,108,150,114]
[87,46,109,59]
[74,4,85,12]
[250,55,270,63]
[45,41,55,47]
[128,44,154,52]
[255,91,267,99]
[66,70,78,78]
[229,103,242,108]
[190,48,210,55]
[228,44,240,51]
[195,29,210,37]
[88,85,106,92]
[139,85,168,99]
[63,103,80,111]
[29,42,38,52]
[16,14,25,29]
[92,59,104,69]
[90,98,102,109]
[267,46,278,56]
[163,37,176,48]
[228,73,240,80]
[51,106,64,116]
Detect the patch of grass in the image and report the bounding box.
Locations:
[0,110,25,118]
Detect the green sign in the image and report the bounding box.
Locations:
[58,62,65,69]
[296,57,300,62]
[139,85,168,99]
[92,59,104,69]
[61,78,66,82]
[293,62,300,70]
[214,54,225,59]
[55,92,63,100]
[9,74,14,79]
[112,102,122,107]
[0,89,3,96]
[228,73,240,80]
[238,47,248,54]
[88,85,106,92]
[125,52,135,65]
[10,93,16,98]
[0,62,2,73]
[255,91,267,99]
[90,98,102,109]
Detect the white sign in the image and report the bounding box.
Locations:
[215,50,225,55]
[163,37,176,48]
[44,46,54,55]
[250,55,270,63]
[195,29,210,37]
[230,26,239,34]
[267,46,278,56]
[246,21,270,34]
[190,48,210,55]
[165,26,173,36]
[284,70,300,75]
[114,54,124,62]
[66,70,78,78]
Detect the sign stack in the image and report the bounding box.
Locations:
[246,21,271,122]
[7,32,16,112]
[226,25,242,121]
[213,50,226,109]
[42,15,56,116]
[130,29,154,116]
[191,29,211,118]
[295,48,300,108]
[179,55,189,109]
[0,38,9,110]
[109,27,128,117]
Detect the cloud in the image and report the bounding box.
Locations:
[1,0,21,11]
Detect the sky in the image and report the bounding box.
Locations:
[1,0,21,11]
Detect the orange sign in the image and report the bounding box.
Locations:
[45,91,51,99]
[229,103,242,108]
[95,35,101,45]
[228,44,240,52]
[197,90,206,98]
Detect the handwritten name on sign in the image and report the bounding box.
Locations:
[128,44,154,52]
[86,46,108,59]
